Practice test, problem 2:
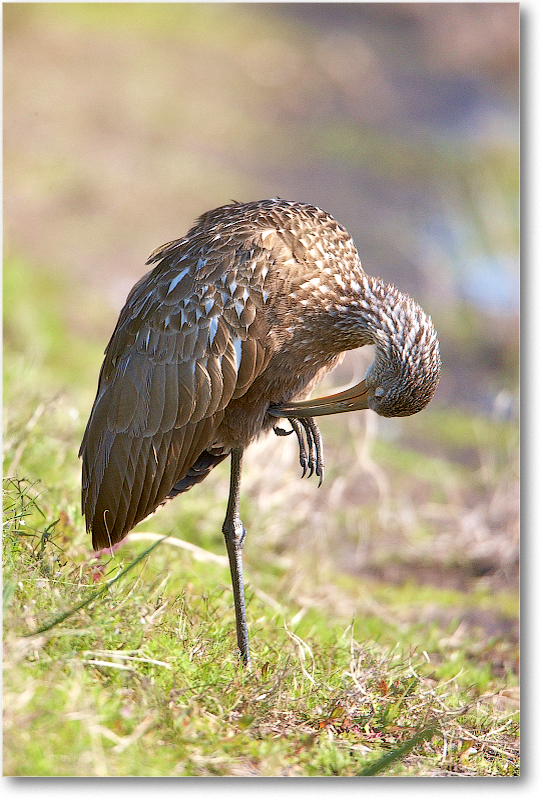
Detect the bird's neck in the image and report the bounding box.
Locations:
[320,272,410,359]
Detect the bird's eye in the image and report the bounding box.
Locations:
[374,387,385,398]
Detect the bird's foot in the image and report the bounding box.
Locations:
[286,417,325,486]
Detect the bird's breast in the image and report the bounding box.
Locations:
[213,347,344,451]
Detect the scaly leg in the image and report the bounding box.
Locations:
[222,448,251,668]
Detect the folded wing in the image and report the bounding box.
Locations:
[80,240,272,549]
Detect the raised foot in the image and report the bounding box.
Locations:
[274,417,325,486]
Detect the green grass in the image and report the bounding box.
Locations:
[3,259,519,776]
[2,490,519,777]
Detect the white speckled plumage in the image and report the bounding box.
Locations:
[80,199,440,664]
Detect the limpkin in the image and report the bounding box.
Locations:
[80,199,441,667]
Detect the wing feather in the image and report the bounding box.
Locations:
[175,360,196,427]
[193,359,212,422]
[118,434,148,535]
[144,362,166,436]
[90,433,134,546]
[233,338,258,398]
[159,362,180,432]
[137,428,180,528]
[206,355,225,416]
[219,341,239,403]
[105,353,148,432]
[126,435,160,532]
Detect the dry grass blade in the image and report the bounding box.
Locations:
[126,532,228,565]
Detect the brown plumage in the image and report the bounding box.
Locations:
[80,198,441,666]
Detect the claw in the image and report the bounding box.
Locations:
[304,417,325,487]
[273,425,293,437]
[286,416,325,486]
[303,420,315,478]
[288,418,309,477]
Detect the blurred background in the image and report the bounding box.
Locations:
[4,4,519,670]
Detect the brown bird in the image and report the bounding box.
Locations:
[80,199,441,667]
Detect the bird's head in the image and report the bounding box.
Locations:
[363,305,441,418]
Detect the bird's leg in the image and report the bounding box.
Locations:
[222,448,251,668]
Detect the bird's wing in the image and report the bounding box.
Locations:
[80,239,273,549]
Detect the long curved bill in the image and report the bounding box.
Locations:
[268,380,370,419]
